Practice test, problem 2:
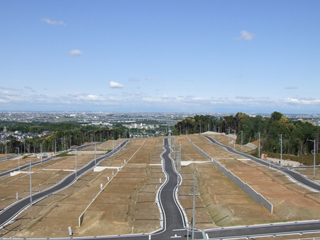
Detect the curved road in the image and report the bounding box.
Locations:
[0,142,99,179]
[0,141,128,228]
[205,135,320,191]
[71,138,203,240]
[2,137,320,239]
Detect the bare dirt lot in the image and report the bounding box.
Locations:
[1,136,320,239]
[0,138,165,238]
[185,134,320,225]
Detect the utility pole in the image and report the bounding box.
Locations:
[54,139,56,155]
[199,124,201,134]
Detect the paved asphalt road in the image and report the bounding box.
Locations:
[60,138,203,240]
[0,155,16,161]
[0,141,128,228]
[2,137,320,239]
[0,143,98,179]
[205,135,320,191]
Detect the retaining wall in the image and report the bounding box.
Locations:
[190,139,273,213]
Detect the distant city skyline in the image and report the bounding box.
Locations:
[1,1,319,114]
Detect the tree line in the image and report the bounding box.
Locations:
[174,112,319,157]
[1,122,128,154]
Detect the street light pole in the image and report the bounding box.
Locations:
[308,139,316,179]
[279,134,283,166]
[192,172,196,240]
[75,148,77,179]
[94,143,97,166]
[28,160,32,204]
[5,141,7,161]
[241,131,243,152]
[232,130,236,149]
[258,132,261,159]
[40,143,42,163]
[15,147,20,171]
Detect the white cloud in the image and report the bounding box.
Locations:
[0,87,22,91]
[42,18,66,26]
[69,49,83,56]
[110,81,124,88]
[77,95,106,101]
[145,77,153,81]
[284,98,320,105]
[235,96,256,100]
[1,90,19,97]
[237,30,255,41]
[24,86,36,92]
[285,86,298,90]
[128,77,139,82]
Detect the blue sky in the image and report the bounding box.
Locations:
[1,0,319,114]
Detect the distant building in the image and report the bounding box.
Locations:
[3,126,7,133]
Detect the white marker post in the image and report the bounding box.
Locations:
[68,226,72,236]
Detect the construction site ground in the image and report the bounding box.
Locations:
[0,136,319,239]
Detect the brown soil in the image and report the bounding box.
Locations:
[1,136,320,239]
[184,134,320,225]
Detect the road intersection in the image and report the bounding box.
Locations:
[1,137,320,239]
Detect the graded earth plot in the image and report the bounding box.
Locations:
[78,138,163,236]
[0,156,41,173]
[189,134,320,224]
[0,138,164,238]
[0,155,85,210]
[0,143,130,238]
[176,135,277,228]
